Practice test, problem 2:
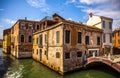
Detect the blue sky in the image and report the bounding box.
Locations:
[0,0,120,39]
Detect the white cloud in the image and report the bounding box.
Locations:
[73,0,120,30]
[76,5,89,9]
[82,7,120,30]
[79,0,108,5]
[65,0,77,4]
[26,0,45,8]
[0,30,3,39]
[0,24,5,39]
[113,20,120,30]
[67,18,72,20]
[4,19,16,25]
[71,0,76,3]
[82,8,120,19]
[26,0,51,14]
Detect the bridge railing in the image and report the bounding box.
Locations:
[86,57,120,73]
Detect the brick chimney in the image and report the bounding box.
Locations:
[25,17,27,20]
[89,12,93,17]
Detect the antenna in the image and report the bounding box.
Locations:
[88,4,93,18]
[25,17,27,20]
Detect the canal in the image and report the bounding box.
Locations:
[0,48,119,78]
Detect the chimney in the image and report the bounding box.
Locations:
[89,12,93,17]
[25,17,27,20]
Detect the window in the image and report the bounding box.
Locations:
[44,50,47,55]
[103,34,106,43]
[109,22,112,29]
[102,21,105,28]
[65,30,70,43]
[56,31,60,43]
[39,34,42,45]
[118,31,120,36]
[97,37,100,45]
[36,49,38,55]
[28,35,32,43]
[21,35,24,43]
[32,49,34,54]
[20,26,24,29]
[45,34,47,43]
[36,38,39,44]
[37,25,39,30]
[20,23,25,29]
[56,52,60,58]
[78,32,82,44]
[110,34,112,43]
[118,39,120,44]
[85,36,89,45]
[65,53,70,59]
[77,51,82,57]
[29,26,32,29]
[40,49,42,53]
[44,50,48,59]
[112,33,114,37]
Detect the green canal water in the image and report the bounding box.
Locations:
[0,48,119,78]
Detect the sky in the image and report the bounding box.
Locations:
[0,0,120,39]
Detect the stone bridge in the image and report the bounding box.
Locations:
[85,57,120,73]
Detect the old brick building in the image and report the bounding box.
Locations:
[32,14,103,75]
[11,19,40,58]
[87,13,113,54]
[3,28,11,53]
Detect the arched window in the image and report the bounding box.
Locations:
[21,35,24,43]
[56,52,60,58]
[28,35,32,43]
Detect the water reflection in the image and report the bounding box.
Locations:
[0,48,119,78]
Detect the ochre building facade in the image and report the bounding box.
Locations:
[11,19,40,58]
[3,28,11,53]
[113,29,120,54]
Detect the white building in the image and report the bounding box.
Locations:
[87,13,113,54]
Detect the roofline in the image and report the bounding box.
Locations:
[33,22,63,35]
[33,21,102,35]
[93,15,113,20]
[53,13,65,20]
[113,28,120,33]
[11,19,40,28]
[64,20,102,31]
[3,28,11,31]
[19,19,40,22]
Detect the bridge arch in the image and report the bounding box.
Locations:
[85,57,120,73]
